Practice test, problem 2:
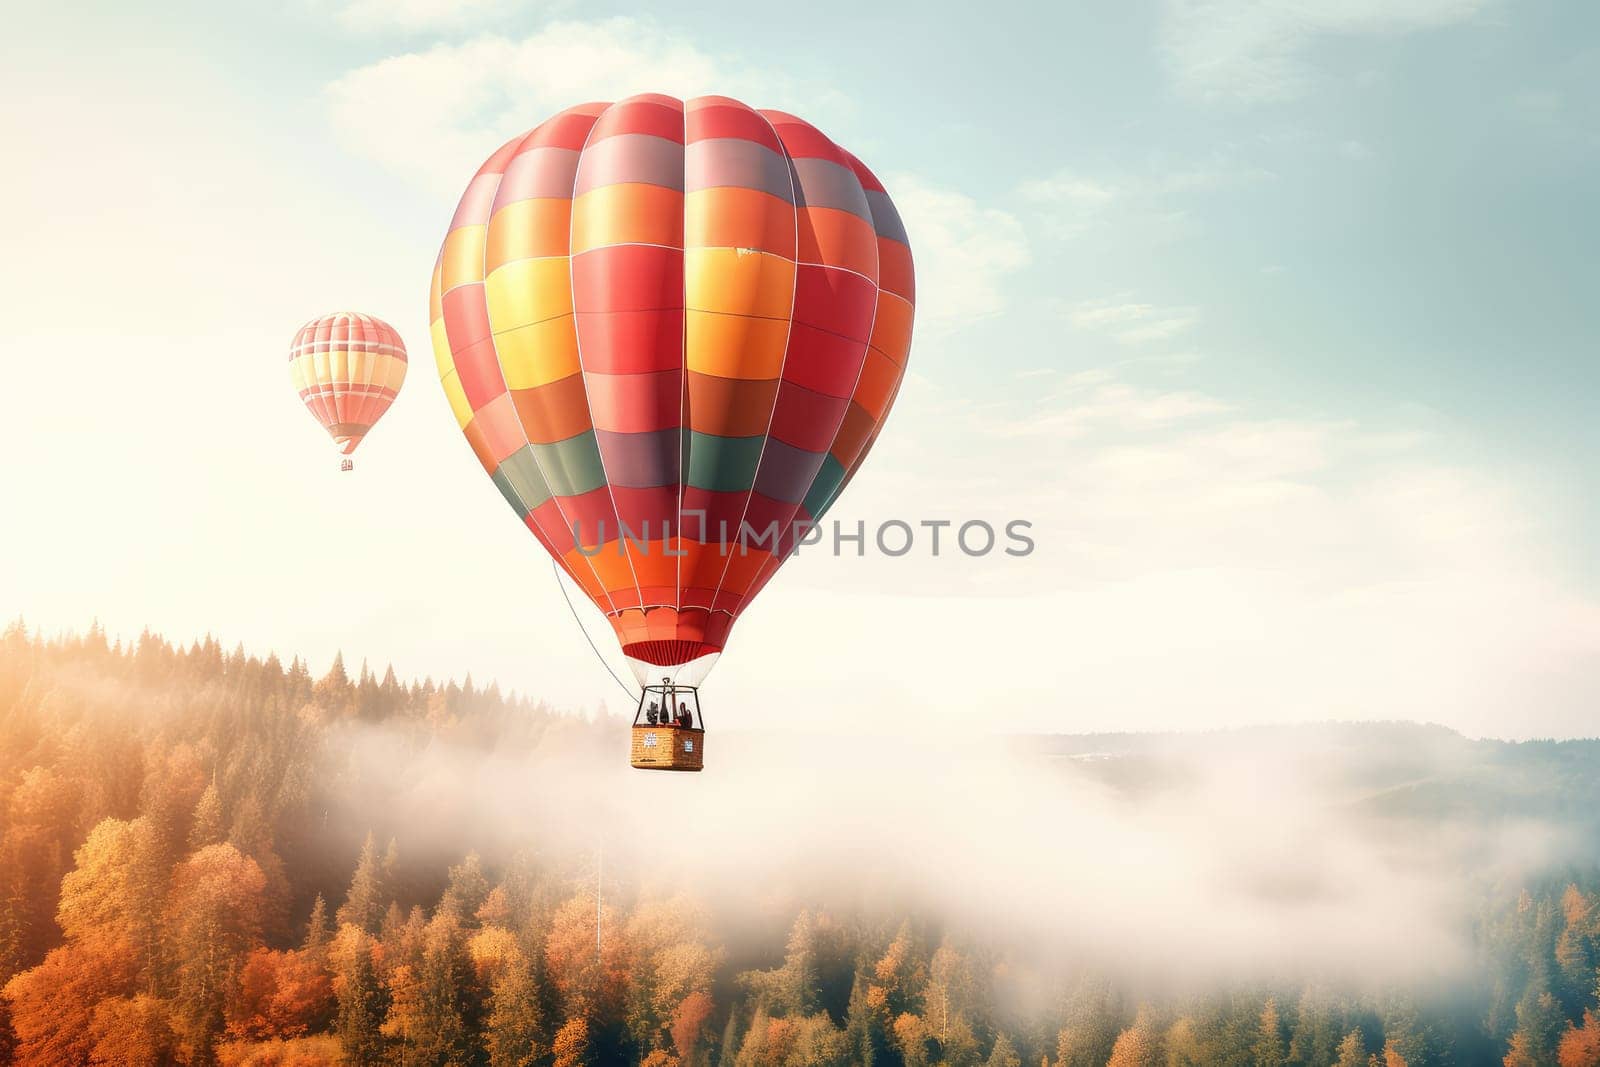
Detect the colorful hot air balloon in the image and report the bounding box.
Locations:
[289,312,408,470]
[429,95,914,765]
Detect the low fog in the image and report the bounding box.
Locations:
[329,718,1577,991]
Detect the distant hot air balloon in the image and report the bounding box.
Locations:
[429,95,914,769]
[289,312,408,470]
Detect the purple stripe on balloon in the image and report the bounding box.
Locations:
[574,134,685,197]
[685,138,795,203]
[790,157,872,221]
[594,427,682,488]
[752,437,826,505]
[864,189,909,244]
[492,147,583,211]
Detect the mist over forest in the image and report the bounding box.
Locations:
[3,621,1600,1066]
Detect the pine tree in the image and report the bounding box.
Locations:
[486,954,546,1067]
[187,782,224,851]
[1290,987,1338,1067]
[441,852,490,926]
[846,971,892,1066]
[1336,1029,1369,1067]
[1557,1010,1600,1067]
[1507,990,1564,1067]
[164,844,268,1063]
[1255,998,1287,1067]
[333,925,386,1066]
[987,1033,1023,1067]
[552,1016,590,1067]
[1056,978,1122,1067]
[1105,1008,1163,1067]
[304,895,332,958]
[337,833,387,934]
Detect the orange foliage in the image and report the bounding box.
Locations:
[552,1016,591,1067]
[545,894,628,1018]
[216,1034,344,1066]
[762,1016,799,1063]
[467,924,524,986]
[476,884,513,927]
[1561,1011,1600,1067]
[227,948,334,1041]
[893,1012,929,1061]
[1107,1015,1163,1067]
[88,994,176,1066]
[671,989,714,1058]
[2,941,137,1066]
[1505,1030,1539,1067]
[1563,885,1592,928]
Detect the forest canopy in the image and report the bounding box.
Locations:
[2,621,1599,1066]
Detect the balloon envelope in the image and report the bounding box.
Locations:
[429,94,914,685]
[289,312,408,460]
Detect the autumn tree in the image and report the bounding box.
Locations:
[846,970,894,1067]
[486,952,546,1067]
[1505,1030,1539,1067]
[1164,1017,1203,1067]
[0,767,84,976]
[331,924,386,1066]
[226,948,334,1041]
[545,893,627,1022]
[672,990,714,1062]
[552,1016,591,1067]
[88,994,177,1066]
[869,920,925,1022]
[380,911,474,1067]
[1105,1008,1164,1067]
[303,895,331,959]
[189,781,225,851]
[336,833,387,935]
[925,942,985,1065]
[1289,987,1339,1067]
[1254,997,1286,1067]
[2,941,137,1066]
[624,894,722,1056]
[166,843,269,1062]
[1055,978,1123,1067]
[744,909,830,1018]
[987,1032,1023,1067]
[440,852,490,926]
[1560,1011,1600,1067]
[1336,1029,1370,1067]
[56,818,159,957]
[736,1008,851,1067]
[1506,990,1565,1067]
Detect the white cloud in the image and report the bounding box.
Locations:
[1161,0,1497,103]
[311,0,545,33]
[326,19,1043,336]
[785,364,1600,738]
[1020,157,1272,239]
[325,17,847,193]
[1067,297,1199,345]
[326,22,1020,333]
[887,175,1031,334]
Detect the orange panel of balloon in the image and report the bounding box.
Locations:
[428,95,915,763]
[289,312,408,471]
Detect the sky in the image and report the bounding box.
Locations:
[1,0,1596,737]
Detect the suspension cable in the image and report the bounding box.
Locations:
[550,559,639,702]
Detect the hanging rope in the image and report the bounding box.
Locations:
[551,559,639,702]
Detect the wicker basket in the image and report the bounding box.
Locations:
[630,725,705,772]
